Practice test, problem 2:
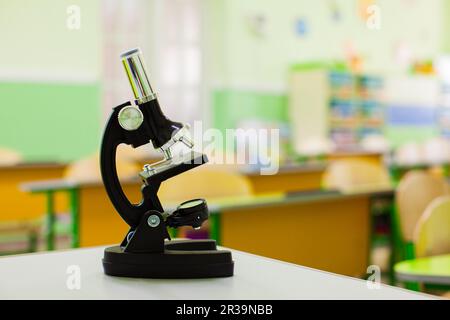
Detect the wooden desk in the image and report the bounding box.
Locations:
[0,246,432,300]
[241,151,384,194]
[327,151,384,164]
[22,177,393,277]
[134,151,384,195]
[0,162,66,222]
[210,188,393,278]
[21,178,141,249]
[241,164,326,194]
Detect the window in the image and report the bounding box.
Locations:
[101,0,204,125]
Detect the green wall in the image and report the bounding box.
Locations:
[443,0,450,53]
[212,89,288,133]
[0,82,100,161]
[0,0,101,162]
[0,0,100,80]
[384,127,439,149]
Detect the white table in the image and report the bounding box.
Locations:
[0,246,433,300]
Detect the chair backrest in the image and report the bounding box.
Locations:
[414,196,450,258]
[422,137,450,165]
[117,144,160,162]
[296,137,336,157]
[0,148,22,166]
[396,171,449,242]
[64,152,139,183]
[157,167,254,203]
[360,134,390,153]
[321,159,392,192]
[394,142,424,166]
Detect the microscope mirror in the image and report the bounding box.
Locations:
[178,199,205,209]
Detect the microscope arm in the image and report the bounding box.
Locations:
[100,100,208,230]
[100,102,160,229]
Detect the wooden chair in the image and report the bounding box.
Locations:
[296,137,335,158]
[0,221,39,255]
[322,159,392,192]
[414,196,450,258]
[64,151,140,183]
[322,159,393,275]
[394,143,424,167]
[0,148,22,166]
[391,139,450,183]
[396,171,449,257]
[390,172,449,289]
[158,167,253,202]
[422,137,450,166]
[158,167,254,239]
[360,135,390,153]
[0,148,38,255]
[43,152,140,250]
[394,196,450,293]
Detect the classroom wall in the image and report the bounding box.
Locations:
[0,0,101,161]
[0,0,448,159]
[211,0,443,88]
[443,0,450,54]
[209,0,446,137]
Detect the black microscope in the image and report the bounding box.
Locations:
[100,48,234,278]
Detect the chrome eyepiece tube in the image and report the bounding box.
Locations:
[121,48,157,104]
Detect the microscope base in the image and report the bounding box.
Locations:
[103,239,234,279]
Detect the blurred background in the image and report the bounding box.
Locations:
[1,0,450,296]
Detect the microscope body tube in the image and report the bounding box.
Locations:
[121,48,156,103]
[120,48,180,149]
[120,48,193,152]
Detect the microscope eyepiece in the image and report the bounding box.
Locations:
[121,48,156,103]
